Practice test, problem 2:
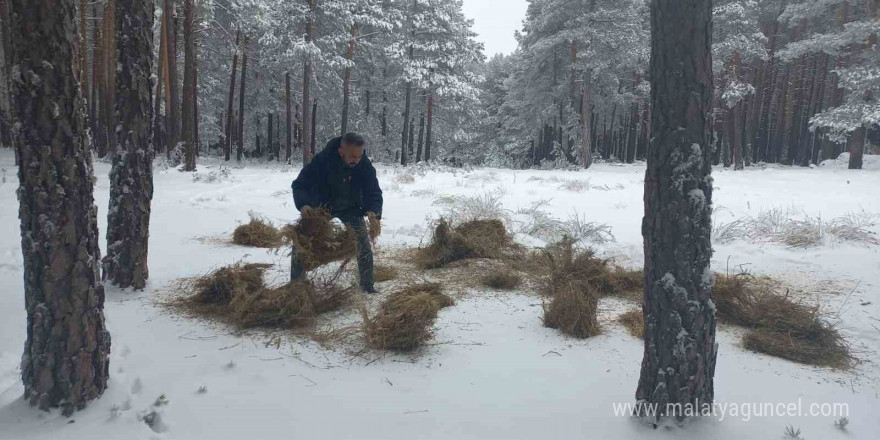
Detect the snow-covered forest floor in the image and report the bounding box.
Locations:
[0,149,879,440]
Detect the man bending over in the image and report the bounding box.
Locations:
[291,132,383,293]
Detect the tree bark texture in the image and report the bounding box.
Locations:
[341,23,357,136]
[224,31,239,161]
[301,0,316,165]
[104,0,154,290]
[181,0,196,171]
[162,0,177,155]
[636,0,716,422]
[236,37,247,161]
[425,92,433,162]
[10,0,110,415]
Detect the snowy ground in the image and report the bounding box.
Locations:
[0,149,878,440]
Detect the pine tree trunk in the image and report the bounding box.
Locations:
[224,31,239,161]
[181,0,195,171]
[285,72,291,162]
[163,0,177,156]
[153,8,166,155]
[105,0,154,289]
[848,126,865,169]
[416,94,425,162]
[102,1,115,159]
[78,0,89,120]
[580,75,592,168]
[636,0,716,422]
[11,0,110,415]
[267,111,273,159]
[0,0,11,149]
[301,0,316,165]
[310,98,317,156]
[341,23,358,136]
[93,6,107,158]
[425,92,433,162]
[400,81,412,165]
[236,38,247,162]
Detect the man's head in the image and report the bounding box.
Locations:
[339,132,366,168]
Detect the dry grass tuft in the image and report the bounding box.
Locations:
[191,263,271,304]
[539,238,642,298]
[618,309,644,339]
[481,272,522,290]
[363,283,454,351]
[176,260,352,330]
[542,280,600,338]
[374,264,399,282]
[232,214,282,248]
[714,272,851,368]
[416,218,516,269]
[367,212,382,243]
[280,207,357,270]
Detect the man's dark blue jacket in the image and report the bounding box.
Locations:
[291,137,383,218]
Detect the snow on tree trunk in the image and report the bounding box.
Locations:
[636,0,717,422]
[10,0,111,415]
[104,0,154,290]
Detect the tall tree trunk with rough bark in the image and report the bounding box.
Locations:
[224,31,239,161]
[310,98,317,156]
[105,0,154,289]
[0,0,11,148]
[580,74,592,168]
[153,8,166,154]
[181,0,196,171]
[236,37,247,161]
[341,23,357,135]
[163,0,177,156]
[102,1,116,159]
[285,71,291,161]
[401,81,412,165]
[302,0,316,164]
[636,0,716,422]
[10,0,111,415]
[416,94,425,162]
[425,92,433,162]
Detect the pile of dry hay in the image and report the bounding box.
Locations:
[714,273,851,368]
[539,238,642,298]
[178,261,353,330]
[279,207,381,271]
[538,239,642,339]
[363,282,454,351]
[416,219,517,269]
[618,309,644,339]
[373,264,399,283]
[232,215,282,248]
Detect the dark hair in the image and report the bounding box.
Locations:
[341,132,366,148]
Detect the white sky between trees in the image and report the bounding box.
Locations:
[462,0,529,56]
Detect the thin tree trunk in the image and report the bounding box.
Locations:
[163,0,177,157]
[425,92,433,162]
[181,0,195,171]
[224,31,239,161]
[102,0,115,159]
[11,0,110,415]
[848,126,865,169]
[285,71,291,162]
[310,97,317,156]
[0,0,11,148]
[636,0,716,422]
[416,94,425,162]
[93,6,107,157]
[237,37,247,161]
[341,23,358,135]
[301,0,316,164]
[267,111,273,159]
[153,7,166,154]
[401,81,412,165]
[78,0,89,121]
[105,0,154,288]
[580,74,592,168]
